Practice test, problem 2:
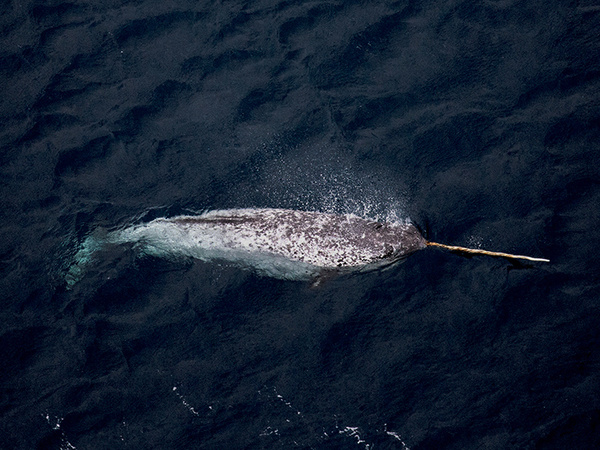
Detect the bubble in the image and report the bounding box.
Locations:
[230,140,411,224]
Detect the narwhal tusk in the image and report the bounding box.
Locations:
[426,241,550,263]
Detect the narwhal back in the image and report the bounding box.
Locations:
[66,208,425,286]
[167,208,426,268]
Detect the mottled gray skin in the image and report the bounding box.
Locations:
[66,208,427,286]
[171,208,426,269]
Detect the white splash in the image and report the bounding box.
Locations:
[42,413,77,450]
[384,423,411,449]
[172,386,201,416]
[257,386,412,449]
[339,426,371,449]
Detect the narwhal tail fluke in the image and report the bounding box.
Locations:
[64,233,106,288]
[426,241,550,263]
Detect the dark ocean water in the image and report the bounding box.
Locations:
[1,0,600,448]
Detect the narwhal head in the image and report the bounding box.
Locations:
[369,221,427,262]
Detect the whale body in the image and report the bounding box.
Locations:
[67,208,425,284]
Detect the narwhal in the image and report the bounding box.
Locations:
[66,208,548,286]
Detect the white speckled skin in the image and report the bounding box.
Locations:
[112,209,425,279]
[66,208,426,285]
[180,209,424,266]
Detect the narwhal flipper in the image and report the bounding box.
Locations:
[311,268,340,288]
